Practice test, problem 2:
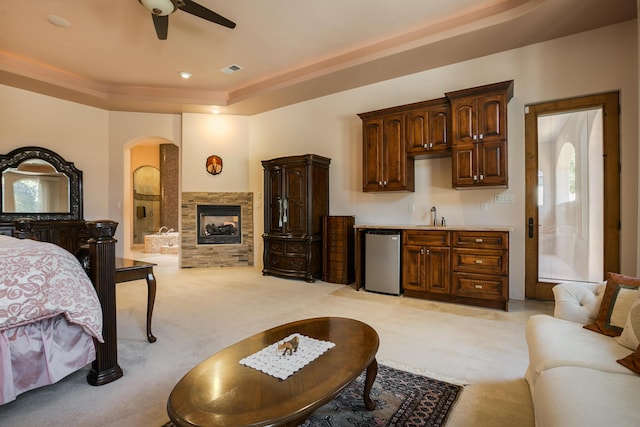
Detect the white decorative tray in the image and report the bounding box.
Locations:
[239,333,335,380]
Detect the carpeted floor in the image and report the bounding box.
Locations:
[164,364,462,427]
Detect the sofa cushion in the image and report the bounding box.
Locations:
[533,366,640,427]
[616,289,640,350]
[584,272,640,337]
[525,314,633,388]
[552,282,605,324]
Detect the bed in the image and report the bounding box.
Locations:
[0,219,121,405]
[0,234,103,404]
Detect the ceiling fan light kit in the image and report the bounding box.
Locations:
[138,0,236,40]
[139,0,176,16]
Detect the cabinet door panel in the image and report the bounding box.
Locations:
[267,169,284,233]
[362,119,383,191]
[402,245,425,291]
[425,247,450,294]
[430,109,450,151]
[478,141,507,186]
[284,166,307,235]
[452,145,476,187]
[477,94,507,143]
[407,113,427,152]
[452,103,475,145]
[383,114,406,190]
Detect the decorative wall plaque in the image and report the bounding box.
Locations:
[206,155,223,175]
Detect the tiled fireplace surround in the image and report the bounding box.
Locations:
[181,192,254,268]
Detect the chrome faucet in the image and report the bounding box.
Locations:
[158,226,168,234]
[430,206,437,226]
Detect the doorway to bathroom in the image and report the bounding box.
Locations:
[130,142,179,261]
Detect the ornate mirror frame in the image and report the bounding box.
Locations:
[0,146,83,221]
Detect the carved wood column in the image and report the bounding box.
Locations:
[85,220,123,386]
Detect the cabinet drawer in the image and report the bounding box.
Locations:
[452,231,507,250]
[267,253,307,272]
[284,241,307,254]
[403,230,449,246]
[452,248,507,275]
[453,272,506,300]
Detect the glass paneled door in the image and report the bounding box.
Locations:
[524,92,619,300]
[537,109,603,283]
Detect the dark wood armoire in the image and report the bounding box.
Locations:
[262,154,331,282]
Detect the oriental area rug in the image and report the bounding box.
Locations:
[163,364,463,427]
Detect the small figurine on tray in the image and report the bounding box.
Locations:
[278,335,299,356]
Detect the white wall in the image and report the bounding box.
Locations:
[181,113,251,192]
[249,20,639,300]
[0,86,110,220]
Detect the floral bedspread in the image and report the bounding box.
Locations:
[0,235,103,342]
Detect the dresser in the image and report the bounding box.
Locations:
[322,216,355,284]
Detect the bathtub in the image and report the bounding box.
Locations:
[144,232,179,253]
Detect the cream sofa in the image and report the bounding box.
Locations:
[525,282,640,427]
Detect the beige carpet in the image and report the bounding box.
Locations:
[0,252,552,426]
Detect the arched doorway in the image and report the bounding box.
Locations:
[124,139,179,258]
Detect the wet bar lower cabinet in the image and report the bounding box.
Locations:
[262,154,331,282]
[356,226,510,310]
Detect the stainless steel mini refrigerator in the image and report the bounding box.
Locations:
[364,230,401,295]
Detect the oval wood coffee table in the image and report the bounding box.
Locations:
[167,317,379,427]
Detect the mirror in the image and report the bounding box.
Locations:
[0,146,83,221]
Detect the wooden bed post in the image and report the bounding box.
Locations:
[85,220,123,386]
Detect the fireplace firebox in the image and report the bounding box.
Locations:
[197,205,241,244]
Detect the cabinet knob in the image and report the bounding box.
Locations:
[475,259,483,264]
[429,143,433,149]
[423,143,428,148]
[473,175,478,181]
[378,181,383,186]
[473,134,478,141]
[475,238,483,243]
[480,174,484,181]
[383,180,387,186]
[479,134,484,140]
[420,248,424,255]
[474,284,483,289]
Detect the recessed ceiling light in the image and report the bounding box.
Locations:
[179,71,192,79]
[220,64,243,75]
[47,15,70,28]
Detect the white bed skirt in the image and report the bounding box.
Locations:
[0,314,96,405]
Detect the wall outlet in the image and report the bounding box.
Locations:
[481,202,489,212]
[494,193,514,203]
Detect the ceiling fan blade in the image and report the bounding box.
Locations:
[178,0,236,29]
[152,14,169,40]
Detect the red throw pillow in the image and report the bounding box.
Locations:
[584,272,640,336]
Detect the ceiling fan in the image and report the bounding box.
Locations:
[138,0,236,40]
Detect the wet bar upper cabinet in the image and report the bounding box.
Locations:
[262,154,330,282]
[359,109,414,192]
[446,80,514,188]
